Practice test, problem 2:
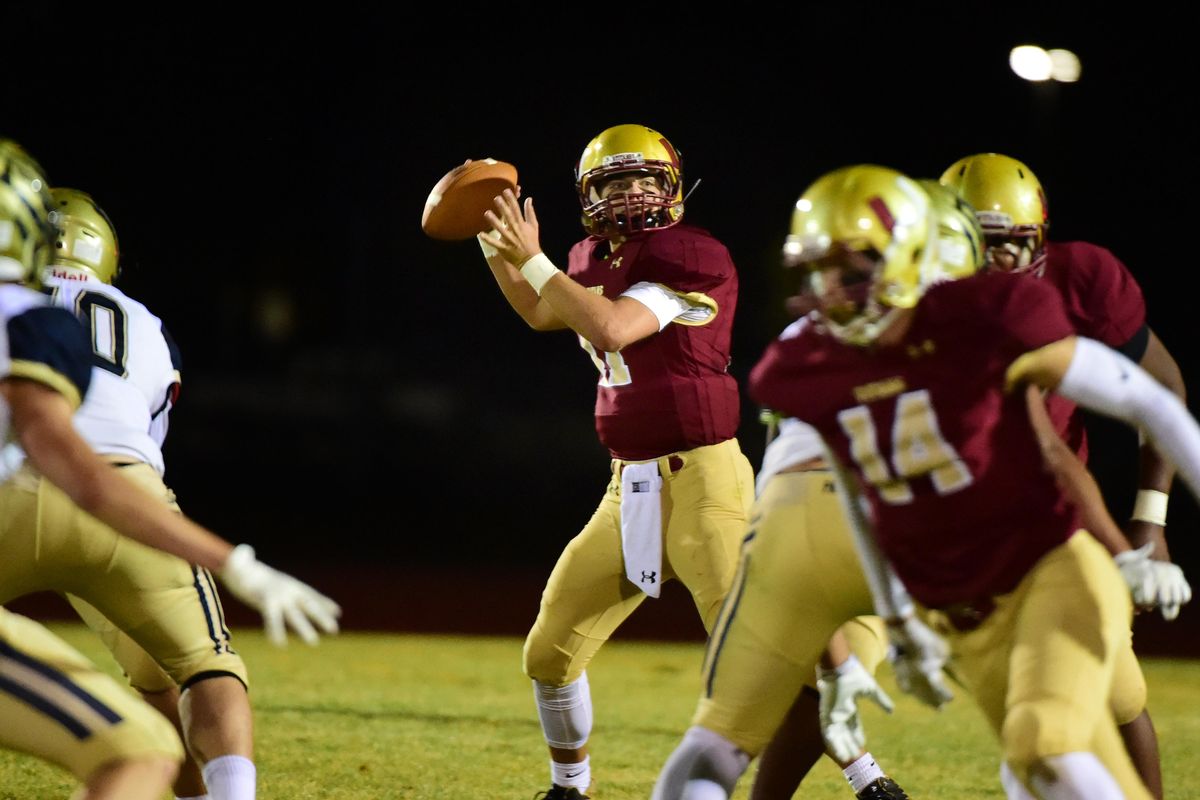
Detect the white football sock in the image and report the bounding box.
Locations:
[1028,753,1125,800]
[650,726,749,800]
[176,795,211,800]
[201,755,256,800]
[682,779,728,800]
[1000,762,1037,800]
[551,755,590,791]
[843,753,885,793]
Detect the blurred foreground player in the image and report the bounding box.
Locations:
[0,138,339,800]
[28,186,253,800]
[654,178,984,800]
[479,124,754,799]
[748,180,984,800]
[746,163,1200,798]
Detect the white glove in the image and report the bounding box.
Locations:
[1115,542,1193,621]
[887,615,953,709]
[218,544,342,646]
[816,654,895,764]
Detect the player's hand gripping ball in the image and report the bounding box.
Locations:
[421,158,519,240]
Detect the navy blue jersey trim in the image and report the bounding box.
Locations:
[192,566,224,655]
[0,640,123,737]
[0,674,92,739]
[5,306,92,399]
[201,568,234,652]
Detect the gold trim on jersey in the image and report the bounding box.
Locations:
[668,287,718,326]
[852,376,907,404]
[8,360,83,409]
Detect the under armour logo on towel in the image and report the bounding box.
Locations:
[621,461,662,598]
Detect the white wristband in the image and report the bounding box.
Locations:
[1131,489,1169,526]
[519,252,561,295]
[477,231,499,259]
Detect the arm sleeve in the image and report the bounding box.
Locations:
[1057,337,1200,505]
[621,281,714,330]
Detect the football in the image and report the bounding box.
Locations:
[421,158,519,241]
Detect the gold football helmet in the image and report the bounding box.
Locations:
[576,124,684,237]
[0,139,56,284]
[939,153,1048,274]
[48,188,120,283]
[783,164,936,345]
[919,179,985,283]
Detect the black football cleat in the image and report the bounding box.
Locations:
[534,785,590,800]
[856,776,909,799]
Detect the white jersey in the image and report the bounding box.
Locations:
[755,314,826,497]
[44,273,180,476]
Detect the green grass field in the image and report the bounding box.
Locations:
[2,625,1198,799]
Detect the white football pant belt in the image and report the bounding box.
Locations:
[621,462,664,598]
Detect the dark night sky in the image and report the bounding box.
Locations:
[7,13,1199,576]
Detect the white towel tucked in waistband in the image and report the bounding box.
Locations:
[620,462,664,598]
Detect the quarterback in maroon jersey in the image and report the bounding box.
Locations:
[479,124,754,800]
[942,153,1188,799]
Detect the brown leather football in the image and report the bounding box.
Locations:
[421,159,519,241]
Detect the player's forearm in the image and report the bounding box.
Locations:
[1024,385,1130,555]
[1053,337,1200,508]
[1050,450,1130,556]
[538,276,631,352]
[13,387,232,571]
[484,254,564,331]
[1136,330,1185,494]
[76,468,232,571]
[820,630,851,671]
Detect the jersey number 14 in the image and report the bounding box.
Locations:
[837,389,974,505]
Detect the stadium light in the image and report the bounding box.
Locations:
[1010,45,1081,83]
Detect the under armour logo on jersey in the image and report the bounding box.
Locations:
[641,571,657,584]
[610,256,623,270]
[631,480,651,492]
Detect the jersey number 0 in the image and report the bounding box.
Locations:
[75,291,129,378]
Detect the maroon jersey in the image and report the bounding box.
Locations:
[750,274,1081,607]
[566,224,741,460]
[1040,241,1148,460]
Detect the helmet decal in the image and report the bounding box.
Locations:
[868,196,896,235]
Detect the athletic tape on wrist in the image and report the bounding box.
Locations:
[1131,489,1169,526]
[519,252,561,295]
